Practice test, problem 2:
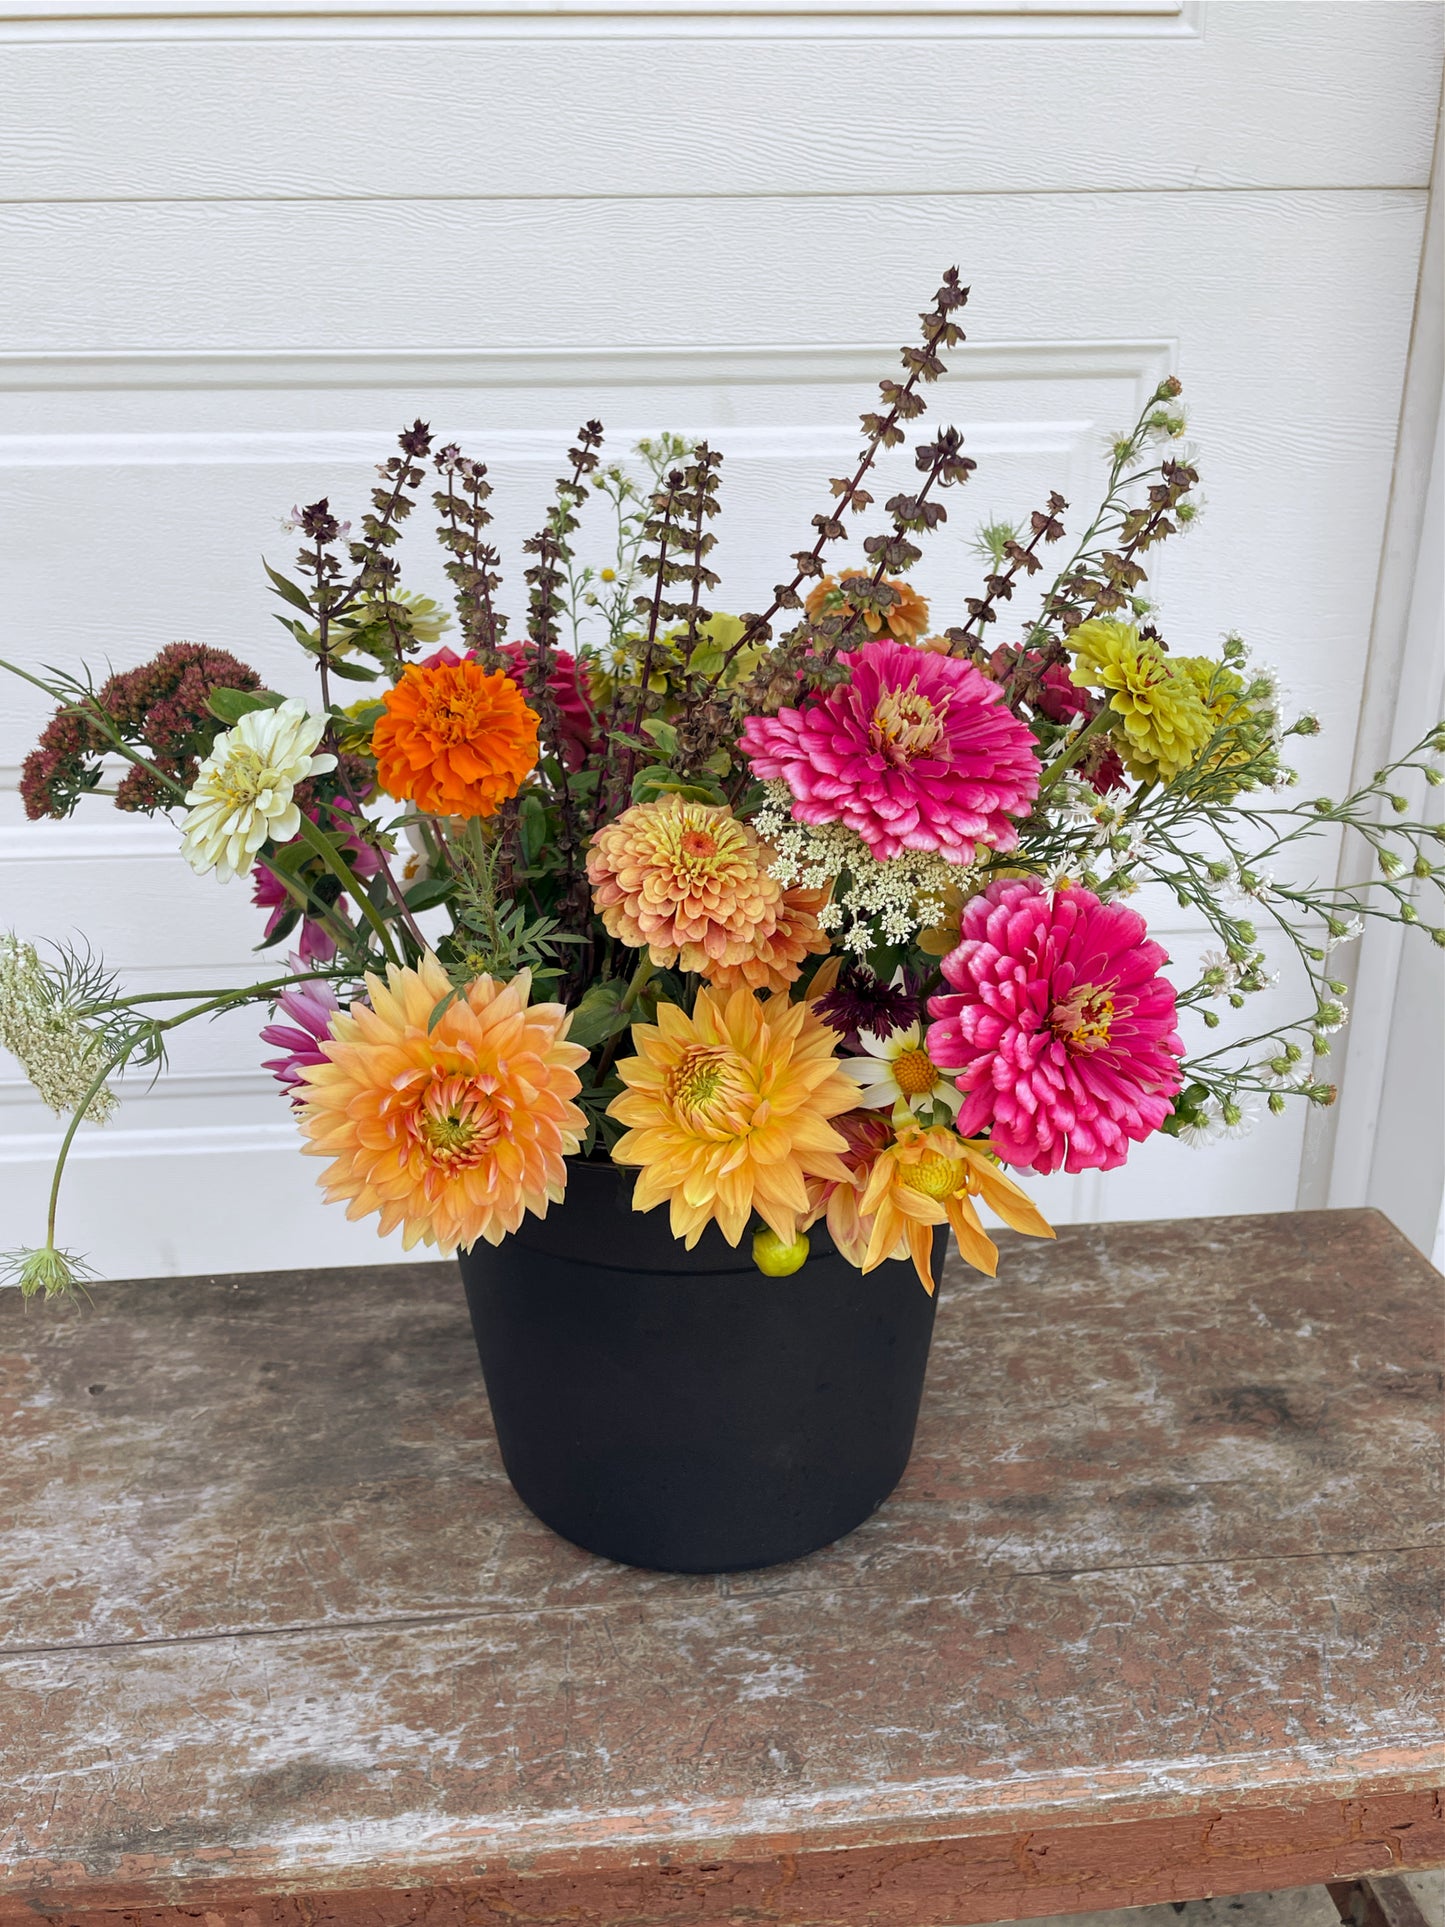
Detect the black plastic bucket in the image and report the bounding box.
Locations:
[458,1158,942,1573]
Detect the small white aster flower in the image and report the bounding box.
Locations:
[1176,1101,1226,1148]
[840,1011,962,1124]
[180,699,336,883]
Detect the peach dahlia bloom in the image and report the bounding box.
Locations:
[297,954,587,1252]
[608,986,857,1249]
[586,795,784,974]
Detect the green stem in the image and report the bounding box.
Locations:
[290,814,401,964]
[43,1045,130,1249]
[1038,709,1115,794]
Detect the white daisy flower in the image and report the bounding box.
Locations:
[840,1015,962,1123]
[1176,1100,1226,1148]
[180,699,336,883]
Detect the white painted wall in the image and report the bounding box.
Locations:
[1,1,1440,1279]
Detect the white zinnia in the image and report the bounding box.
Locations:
[181,700,336,882]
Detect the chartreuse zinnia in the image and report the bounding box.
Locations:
[1068,618,1213,785]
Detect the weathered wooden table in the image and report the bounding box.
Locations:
[2,1207,1441,1927]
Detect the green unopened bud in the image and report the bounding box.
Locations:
[1309,1083,1338,1107]
[752,1227,811,1278]
[1202,1009,1221,1028]
[1414,855,1433,879]
[1312,1035,1331,1056]
[1379,849,1404,878]
[1222,1100,1244,1128]
[1313,797,1334,814]
[1424,767,1443,787]
[1207,859,1233,881]
[1326,980,1348,998]
[1305,945,1326,962]
[1316,1002,1344,1029]
[1432,928,1445,947]
[1401,904,1419,924]
[1285,1042,1303,1063]
[1269,1057,1292,1078]
[1292,714,1321,736]
[1391,794,1410,814]
[1229,992,1245,1008]
[1237,922,1257,944]
[1268,1092,1287,1115]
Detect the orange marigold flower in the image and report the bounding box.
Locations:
[608,987,857,1250]
[856,1124,1055,1294]
[804,571,931,646]
[297,954,587,1253]
[586,795,783,972]
[372,658,539,819]
[702,881,831,995]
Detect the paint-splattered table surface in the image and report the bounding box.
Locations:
[2,1207,1441,1927]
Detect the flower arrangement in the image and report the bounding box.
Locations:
[5,267,1443,1303]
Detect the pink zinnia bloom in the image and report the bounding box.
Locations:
[926,879,1183,1175]
[739,638,1040,864]
[260,971,343,1107]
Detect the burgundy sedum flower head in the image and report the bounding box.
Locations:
[739,637,1040,866]
[926,877,1183,1175]
[21,642,262,820]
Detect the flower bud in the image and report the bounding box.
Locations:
[1268,1092,1287,1115]
[752,1227,811,1277]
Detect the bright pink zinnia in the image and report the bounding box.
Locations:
[926,879,1183,1175]
[261,972,343,1107]
[739,637,1040,864]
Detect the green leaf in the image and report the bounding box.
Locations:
[631,767,725,806]
[404,876,457,912]
[327,657,382,683]
[640,718,678,755]
[263,560,317,615]
[565,981,634,1050]
[254,905,301,950]
[427,987,463,1034]
[206,686,285,725]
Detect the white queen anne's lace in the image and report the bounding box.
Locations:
[0,936,117,1123]
[752,782,978,955]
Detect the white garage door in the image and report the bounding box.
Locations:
[1,0,1440,1278]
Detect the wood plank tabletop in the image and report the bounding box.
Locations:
[1,1207,1441,1927]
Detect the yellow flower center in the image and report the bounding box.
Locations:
[214,745,275,809]
[900,1154,962,1200]
[870,684,946,762]
[892,1045,940,1097]
[414,1073,503,1168]
[1050,985,1115,1053]
[666,1044,749,1134]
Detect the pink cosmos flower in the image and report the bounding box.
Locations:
[739,638,1040,864]
[260,969,343,1107]
[926,878,1183,1175]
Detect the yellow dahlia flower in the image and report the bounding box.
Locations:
[608,986,857,1249]
[587,794,783,972]
[297,954,587,1253]
[857,1124,1055,1294]
[1068,619,1212,785]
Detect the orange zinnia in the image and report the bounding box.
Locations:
[804,572,931,646]
[297,954,587,1252]
[373,658,539,818]
[856,1124,1055,1294]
